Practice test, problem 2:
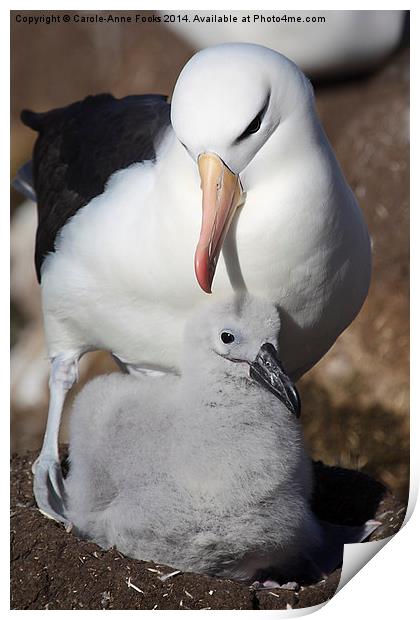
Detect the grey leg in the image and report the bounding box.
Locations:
[32,353,79,525]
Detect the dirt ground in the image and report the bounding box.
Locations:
[11,451,406,610]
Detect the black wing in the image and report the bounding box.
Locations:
[22,93,171,282]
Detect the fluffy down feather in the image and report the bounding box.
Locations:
[65,294,321,580]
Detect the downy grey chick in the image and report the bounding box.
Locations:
[65,294,322,581]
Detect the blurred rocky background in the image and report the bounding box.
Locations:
[11,11,409,501]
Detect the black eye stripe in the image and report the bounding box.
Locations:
[237,113,261,142]
[245,114,261,134]
[236,94,270,143]
[180,141,193,156]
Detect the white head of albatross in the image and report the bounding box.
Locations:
[170,42,314,293]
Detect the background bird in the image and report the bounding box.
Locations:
[162,10,405,79]
[65,294,322,582]
[19,42,371,522]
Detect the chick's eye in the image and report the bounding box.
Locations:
[220,331,235,344]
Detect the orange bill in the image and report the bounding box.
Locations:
[195,153,244,293]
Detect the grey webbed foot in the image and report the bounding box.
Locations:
[32,456,70,526]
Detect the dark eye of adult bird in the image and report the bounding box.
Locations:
[238,113,261,140]
[221,331,235,344]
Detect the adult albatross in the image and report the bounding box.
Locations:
[19,43,371,523]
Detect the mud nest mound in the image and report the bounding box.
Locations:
[11,450,406,610]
